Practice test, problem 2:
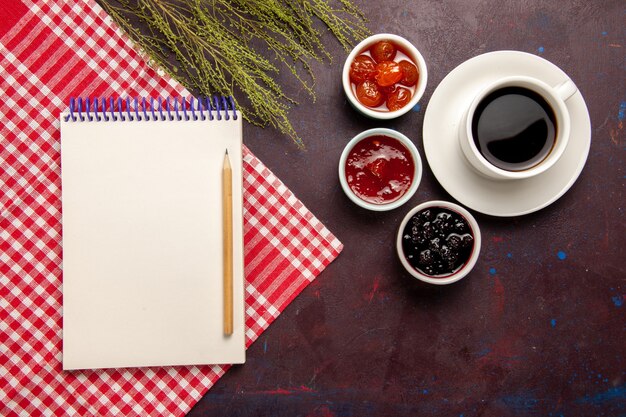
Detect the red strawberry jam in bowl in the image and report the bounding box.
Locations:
[396,201,481,285]
[342,34,428,119]
[339,128,422,211]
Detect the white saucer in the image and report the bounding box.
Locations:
[423,51,591,216]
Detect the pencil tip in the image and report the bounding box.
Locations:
[225,149,228,155]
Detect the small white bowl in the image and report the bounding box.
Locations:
[339,128,422,211]
[342,33,428,119]
[396,201,481,285]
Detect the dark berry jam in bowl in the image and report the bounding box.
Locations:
[342,33,428,120]
[396,201,481,285]
[339,128,422,211]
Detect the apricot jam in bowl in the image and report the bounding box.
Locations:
[339,128,422,211]
[342,33,427,119]
[396,201,481,285]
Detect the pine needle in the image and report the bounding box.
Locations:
[99,0,370,148]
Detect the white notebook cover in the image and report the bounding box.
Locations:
[60,109,245,370]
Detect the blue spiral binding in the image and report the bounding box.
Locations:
[133,97,139,121]
[117,98,123,121]
[166,97,172,121]
[125,97,133,121]
[76,98,84,121]
[85,98,92,121]
[109,97,115,121]
[101,97,107,121]
[214,96,221,121]
[190,98,196,121]
[150,98,155,120]
[193,97,199,120]
[205,97,214,121]
[182,98,188,121]
[143,98,149,121]
[64,96,237,122]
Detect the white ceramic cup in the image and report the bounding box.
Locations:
[342,33,427,120]
[458,75,577,180]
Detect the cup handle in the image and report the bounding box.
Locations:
[554,79,578,101]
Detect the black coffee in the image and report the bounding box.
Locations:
[471,87,556,171]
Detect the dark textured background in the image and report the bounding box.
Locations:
[106,1,625,415]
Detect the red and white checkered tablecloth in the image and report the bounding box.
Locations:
[0,1,343,415]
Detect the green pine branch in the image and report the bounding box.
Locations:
[100,0,370,148]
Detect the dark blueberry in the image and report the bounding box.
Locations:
[447,257,459,271]
[454,221,467,233]
[431,218,443,234]
[409,227,423,245]
[461,233,474,248]
[440,244,452,259]
[422,222,435,240]
[441,245,458,267]
[419,209,432,222]
[410,234,419,245]
[419,249,434,265]
[429,237,442,253]
[436,212,452,222]
[446,233,463,250]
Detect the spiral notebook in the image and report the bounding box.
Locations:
[60,97,245,370]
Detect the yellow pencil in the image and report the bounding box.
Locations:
[222,149,233,336]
